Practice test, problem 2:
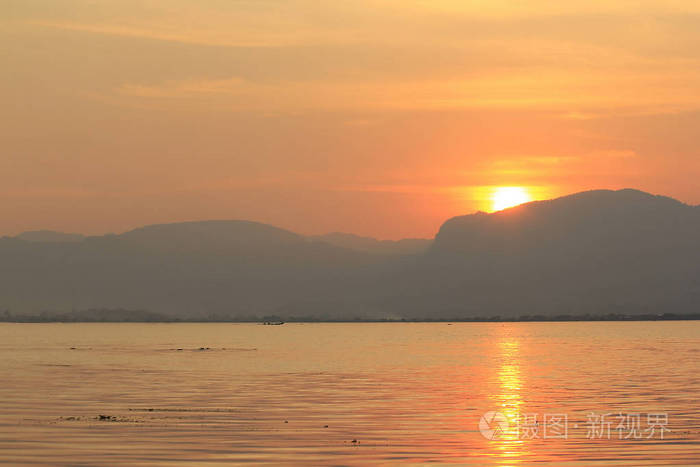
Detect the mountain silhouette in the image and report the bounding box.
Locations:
[16,230,85,243]
[117,220,304,252]
[401,189,700,317]
[310,232,431,255]
[433,189,695,256]
[0,220,385,319]
[1,189,698,320]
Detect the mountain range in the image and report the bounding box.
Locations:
[2,189,698,320]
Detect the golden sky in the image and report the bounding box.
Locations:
[2,1,700,238]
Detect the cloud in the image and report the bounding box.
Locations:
[28,20,323,48]
[111,65,700,114]
[12,1,700,116]
[476,150,641,187]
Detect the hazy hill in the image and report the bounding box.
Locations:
[117,220,304,252]
[311,232,431,255]
[1,189,699,320]
[16,230,85,243]
[0,220,391,319]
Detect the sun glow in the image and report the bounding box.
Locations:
[491,187,532,211]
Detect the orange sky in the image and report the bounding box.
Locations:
[2,1,700,239]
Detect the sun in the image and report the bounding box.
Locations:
[491,187,531,211]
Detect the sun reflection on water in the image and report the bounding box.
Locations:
[492,335,527,465]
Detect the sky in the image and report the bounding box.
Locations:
[2,0,700,239]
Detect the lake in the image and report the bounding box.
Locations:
[0,322,698,465]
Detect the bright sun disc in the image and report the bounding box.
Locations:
[491,187,531,211]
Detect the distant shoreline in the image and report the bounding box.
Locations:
[2,313,699,323]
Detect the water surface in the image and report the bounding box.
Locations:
[0,322,698,465]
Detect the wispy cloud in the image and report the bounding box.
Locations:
[28,20,305,47]
[112,67,700,114]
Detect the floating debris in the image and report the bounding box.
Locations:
[91,414,144,423]
[57,416,82,421]
[168,347,255,352]
[128,408,241,413]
